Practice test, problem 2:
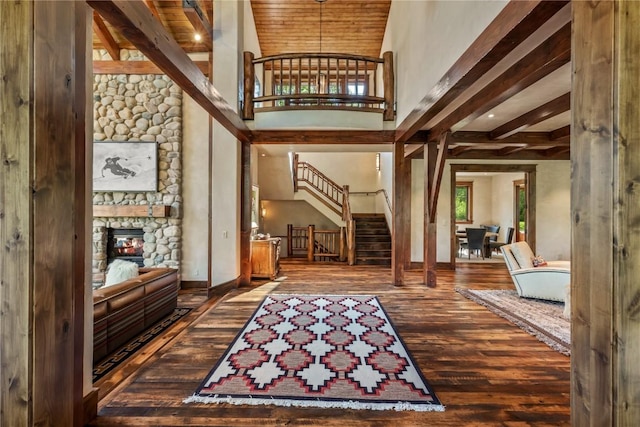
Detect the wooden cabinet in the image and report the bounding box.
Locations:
[251,238,281,279]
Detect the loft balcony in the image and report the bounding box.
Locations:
[242,52,394,122]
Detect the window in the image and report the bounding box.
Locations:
[455,181,473,223]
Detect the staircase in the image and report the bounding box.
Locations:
[353,214,391,266]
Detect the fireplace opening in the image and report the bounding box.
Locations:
[107,228,144,267]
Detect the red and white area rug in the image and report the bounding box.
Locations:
[184,294,444,412]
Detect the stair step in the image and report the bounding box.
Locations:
[352,213,391,266]
[356,236,391,245]
[356,241,391,251]
[356,229,390,235]
[355,257,391,266]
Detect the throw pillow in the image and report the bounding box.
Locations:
[510,242,535,269]
[104,259,139,287]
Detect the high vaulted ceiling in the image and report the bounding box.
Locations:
[90,0,572,161]
[250,0,391,57]
[92,0,214,56]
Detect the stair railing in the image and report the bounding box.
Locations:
[287,224,344,262]
[290,157,356,265]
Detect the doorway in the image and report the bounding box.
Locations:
[514,179,527,242]
[450,164,537,269]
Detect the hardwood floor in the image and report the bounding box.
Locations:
[90,260,570,426]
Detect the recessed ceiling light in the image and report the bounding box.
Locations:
[261,153,266,157]
[194,33,202,42]
[488,113,495,118]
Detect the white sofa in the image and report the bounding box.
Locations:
[500,241,570,302]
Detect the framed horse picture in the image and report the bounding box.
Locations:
[93,142,158,192]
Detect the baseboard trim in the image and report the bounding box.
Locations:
[83,387,99,425]
[207,278,238,300]
[180,280,208,289]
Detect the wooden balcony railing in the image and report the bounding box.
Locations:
[243,51,394,120]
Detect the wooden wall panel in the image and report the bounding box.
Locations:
[616,2,640,423]
[32,3,86,425]
[573,1,640,424]
[0,2,88,425]
[0,1,32,425]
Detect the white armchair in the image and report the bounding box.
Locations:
[500,241,570,302]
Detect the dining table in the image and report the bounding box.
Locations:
[455,230,499,258]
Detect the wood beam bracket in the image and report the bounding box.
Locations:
[427,132,451,220]
[93,11,120,60]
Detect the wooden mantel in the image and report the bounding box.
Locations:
[93,204,171,218]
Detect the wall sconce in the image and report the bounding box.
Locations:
[376,153,380,171]
[261,208,267,218]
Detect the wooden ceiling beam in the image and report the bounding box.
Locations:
[450,146,473,157]
[428,22,571,141]
[92,11,120,60]
[251,130,395,145]
[87,0,251,143]
[450,131,569,146]
[183,0,213,51]
[143,0,161,19]
[497,146,528,156]
[404,144,425,159]
[489,92,571,140]
[395,1,569,143]
[448,149,570,161]
[550,125,571,141]
[93,60,210,76]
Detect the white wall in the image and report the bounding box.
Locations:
[210,0,244,286]
[491,172,524,241]
[381,1,507,124]
[182,95,210,281]
[243,0,261,57]
[410,160,571,263]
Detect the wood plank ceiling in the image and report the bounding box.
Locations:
[90,0,571,161]
[92,0,214,56]
[250,0,391,57]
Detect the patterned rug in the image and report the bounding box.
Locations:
[456,288,570,355]
[184,294,444,411]
[93,307,192,382]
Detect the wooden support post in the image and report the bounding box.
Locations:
[239,141,252,286]
[243,51,255,119]
[339,226,346,261]
[347,220,356,266]
[424,142,438,287]
[307,225,315,262]
[287,224,293,257]
[292,153,299,192]
[1,2,89,425]
[392,142,406,285]
[572,2,640,424]
[383,51,394,121]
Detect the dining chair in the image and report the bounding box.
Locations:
[489,226,514,255]
[461,228,487,259]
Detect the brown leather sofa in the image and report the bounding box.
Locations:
[93,267,179,363]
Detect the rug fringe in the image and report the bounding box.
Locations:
[183,394,445,412]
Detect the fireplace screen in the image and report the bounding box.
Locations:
[107,228,144,266]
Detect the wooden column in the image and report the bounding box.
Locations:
[239,141,252,286]
[424,143,438,287]
[392,142,406,285]
[1,2,88,425]
[383,51,394,121]
[243,51,255,119]
[307,225,315,262]
[572,2,640,424]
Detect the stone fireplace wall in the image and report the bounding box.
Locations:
[92,62,183,282]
